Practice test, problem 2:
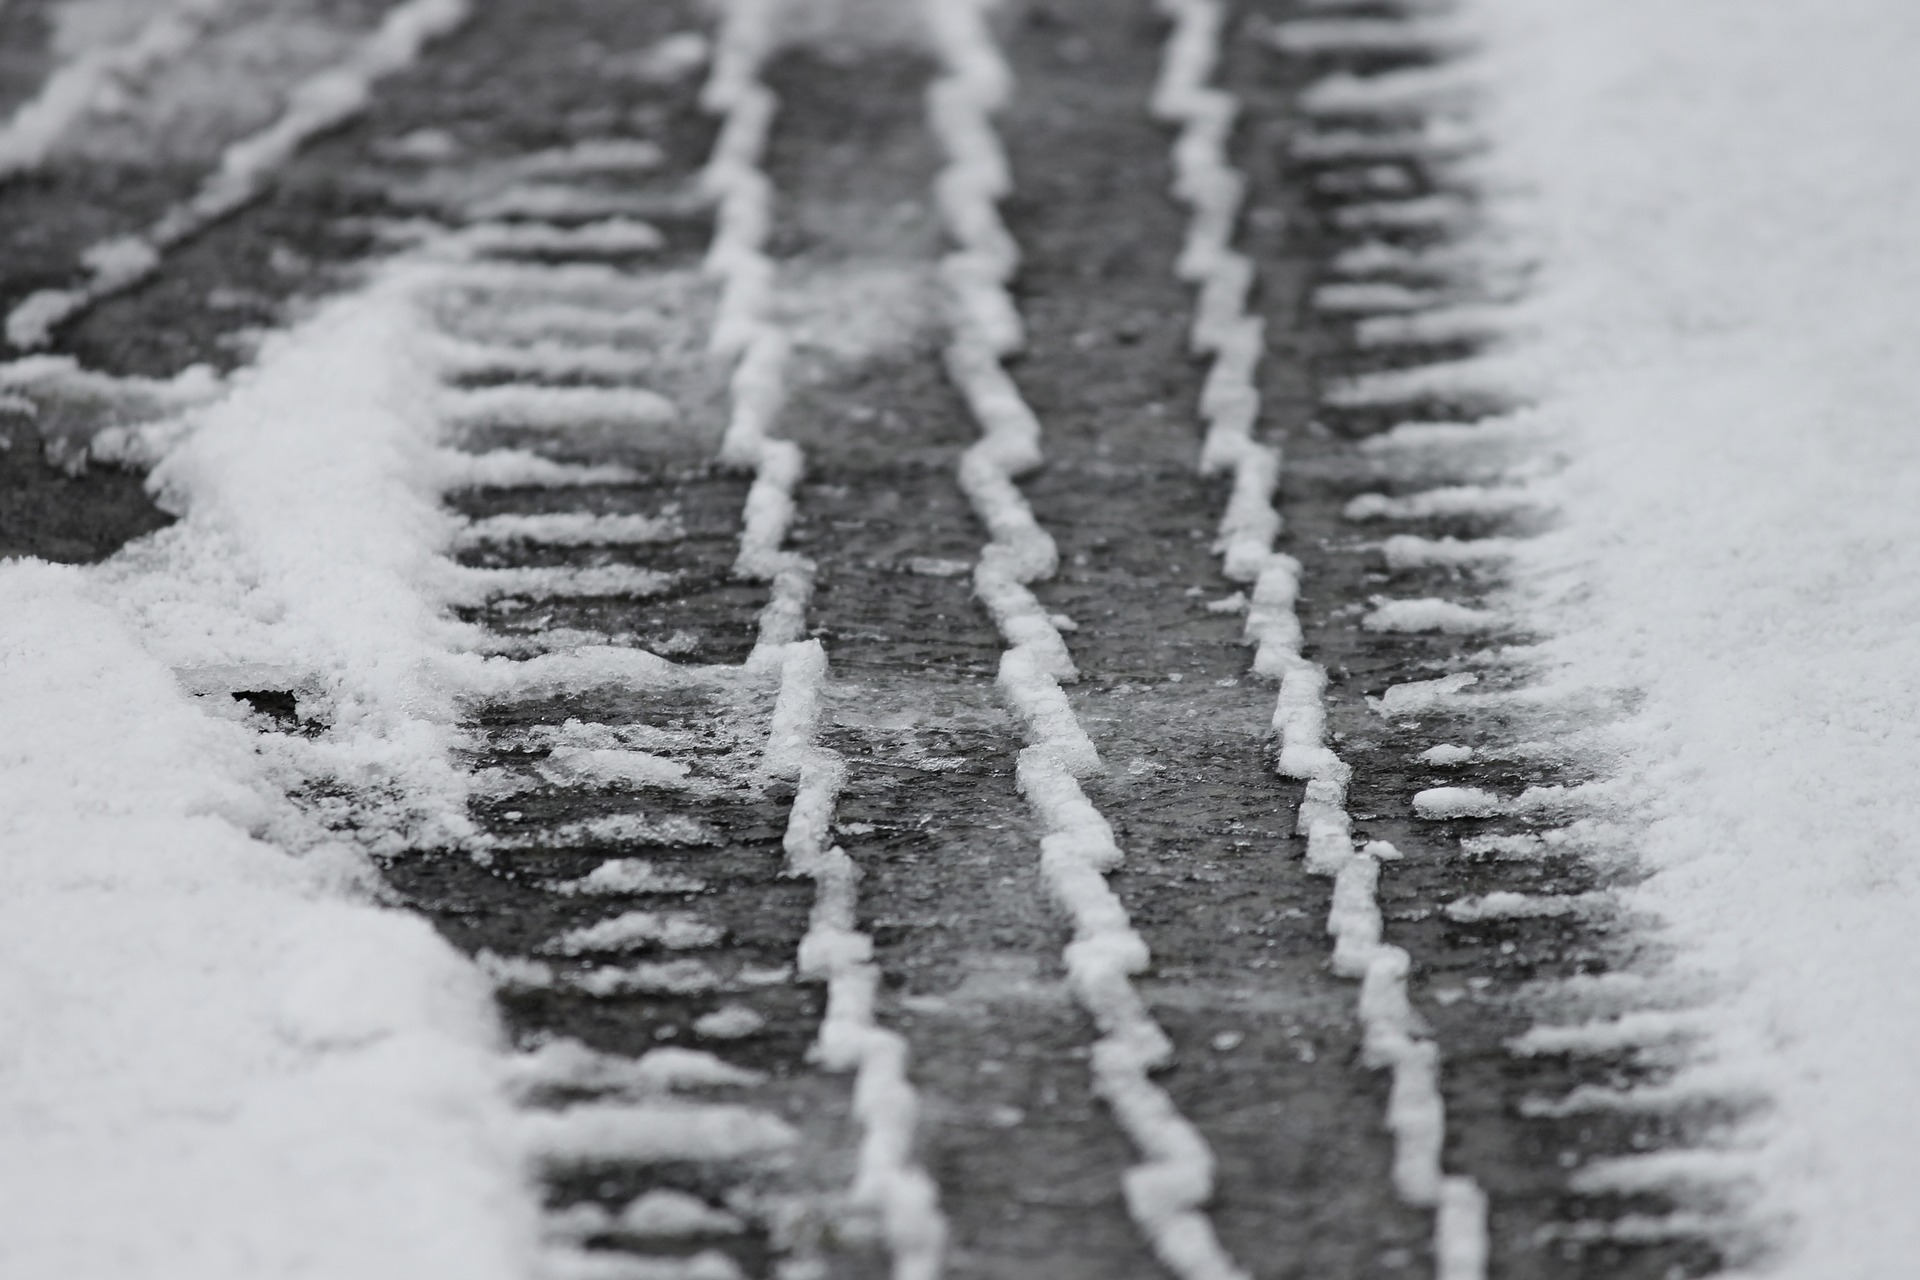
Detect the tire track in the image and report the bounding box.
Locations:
[760,34,1170,1278]
[1152,4,1487,1277]
[380,3,953,1272]
[0,0,232,181]
[697,3,947,1273]
[1248,3,1746,1276]
[0,0,1757,1274]
[6,0,471,349]
[926,3,1252,1276]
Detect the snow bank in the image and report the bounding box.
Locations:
[0,562,533,1280]
[1466,0,1920,1271]
[0,251,540,1273]
[108,264,481,846]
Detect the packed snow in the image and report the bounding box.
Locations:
[1462,0,1920,1272]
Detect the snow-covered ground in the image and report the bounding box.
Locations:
[7,0,1920,1272]
[0,277,535,1277]
[1467,0,1920,1273]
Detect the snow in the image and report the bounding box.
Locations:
[506,1031,753,1089]
[108,265,484,846]
[0,189,605,1275]
[0,561,534,1280]
[1381,535,1515,571]
[459,511,684,548]
[928,4,1258,1275]
[1362,597,1499,635]
[1507,1012,1703,1060]
[1441,892,1599,924]
[547,1190,745,1242]
[542,911,724,957]
[692,1005,766,1040]
[1343,485,1540,522]
[1445,0,1920,1270]
[453,563,677,602]
[1418,743,1474,767]
[522,1101,798,1166]
[0,0,229,179]
[6,0,470,348]
[554,859,708,896]
[696,7,950,1274]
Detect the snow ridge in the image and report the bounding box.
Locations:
[1154,4,1488,1277]
[698,5,948,1275]
[0,0,233,180]
[926,4,1248,1277]
[6,0,471,349]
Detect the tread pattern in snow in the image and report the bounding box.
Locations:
[0,0,1767,1276]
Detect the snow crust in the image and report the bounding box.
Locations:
[1455,0,1920,1269]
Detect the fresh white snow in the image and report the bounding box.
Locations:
[1460,0,1920,1271]
[0,258,533,1275]
[0,562,534,1280]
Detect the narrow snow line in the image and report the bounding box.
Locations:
[699,0,806,662]
[448,303,673,345]
[452,218,667,258]
[925,5,1247,1278]
[471,184,670,224]
[695,6,947,1276]
[1152,4,1489,1278]
[1507,1012,1706,1058]
[432,447,641,490]
[523,1101,799,1167]
[456,512,683,549]
[1299,63,1480,118]
[506,1041,764,1095]
[433,258,672,300]
[1290,122,1482,164]
[1336,195,1474,234]
[0,0,233,180]
[511,138,668,178]
[440,383,680,430]
[1566,1150,1758,1200]
[448,564,677,602]
[1324,353,1531,409]
[1381,535,1518,571]
[1266,17,1476,59]
[1314,281,1445,314]
[433,336,664,383]
[1344,485,1543,521]
[1363,597,1503,634]
[1355,304,1515,349]
[5,0,471,349]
